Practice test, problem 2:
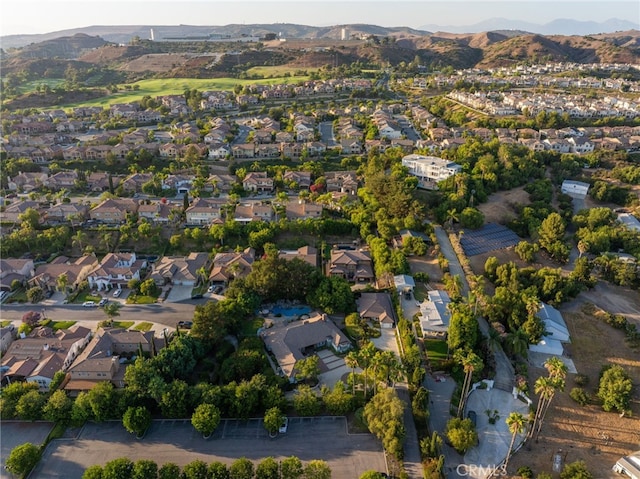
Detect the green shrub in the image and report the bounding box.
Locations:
[570,387,590,406]
[574,373,589,387]
[517,466,534,479]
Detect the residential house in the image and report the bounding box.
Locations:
[339,139,363,155]
[401,154,462,190]
[305,141,327,157]
[0,258,35,291]
[7,172,48,192]
[279,246,319,268]
[281,142,303,159]
[357,292,396,328]
[285,200,323,220]
[0,325,16,355]
[89,198,139,224]
[87,172,117,192]
[65,327,161,393]
[283,170,312,189]
[209,174,237,193]
[325,171,358,195]
[28,255,98,294]
[44,170,78,190]
[1,201,42,224]
[275,131,295,143]
[529,302,571,356]
[138,201,178,224]
[163,174,194,195]
[242,172,274,193]
[234,202,274,223]
[150,252,210,287]
[256,144,281,159]
[44,203,89,224]
[185,198,226,226]
[120,173,154,193]
[2,325,92,391]
[561,180,590,199]
[393,274,416,294]
[261,313,352,381]
[232,143,256,158]
[208,143,231,160]
[328,249,374,283]
[87,252,147,291]
[418,290,451,338]
[209,248,255,284]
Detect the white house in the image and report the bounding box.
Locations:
[401,154,462,190]
[529,302,571,356]
[561,180,590,199]
[393,274,415,294]
[613,451,640,479]
[617,212,640,232]
[418,290,451,337]
[87,253,147,291]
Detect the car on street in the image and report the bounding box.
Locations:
[98,298,108,307]
[82,301,97,308]
[177,321,193,329]
[191,293,203,299]
[113,289,122,297]
[279,417,289,434]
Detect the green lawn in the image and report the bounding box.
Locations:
[17,78,66,95]
[126,295,158,304]
[425,339,448,369]
[57,76,310,109]
[133,322,153,332]
[73,291,103,304]
[112,321,135,329]
[40,320,77,331]
[0,320,11,327]
[240,317,265,337]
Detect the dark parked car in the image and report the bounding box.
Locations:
[191,294,203,300]
[177,321,193,329]
[467,410,477,427]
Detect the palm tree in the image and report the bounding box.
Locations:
[487,327,502,353]
[506,328,529,359]
[345,351,359,396]
[445,208,459,230]
[72,230,88,252]
[544,356,568,382]
[529,376,556,441]
[504,412,526,471]
[358,341,377,398]
[456,350,483,418]
[577,240,589,258]
[56,273,69,298]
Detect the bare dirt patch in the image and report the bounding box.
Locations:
[509,301,640,478]
[477,186,530,225]
[120,53,199,72]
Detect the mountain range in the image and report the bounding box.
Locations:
[2,18,638,50]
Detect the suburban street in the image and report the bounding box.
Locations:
[0,301,199,328]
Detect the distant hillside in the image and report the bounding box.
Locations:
[2,28,639,83]
[6,33,110,59]
[419,17,640,35]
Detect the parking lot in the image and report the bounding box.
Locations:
[1,421,54,478]
[29,417,385,478]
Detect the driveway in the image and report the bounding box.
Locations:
[165,284,193,303]
[32,417,386,479]
[463,388,529,478]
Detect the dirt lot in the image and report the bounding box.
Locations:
[477,186,530,225]
[509,298,640,478]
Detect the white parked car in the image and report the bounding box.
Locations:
[279,417,289,434]
[113,289,122,297]
[82,301,97,308]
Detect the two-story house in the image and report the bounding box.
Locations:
[328,249,374,283]
[89,198,139,224]
[87,252,147,291]
[242,172,274,193]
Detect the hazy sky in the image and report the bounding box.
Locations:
[1,0,638,36]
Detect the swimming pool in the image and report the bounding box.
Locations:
[270,305,312,317]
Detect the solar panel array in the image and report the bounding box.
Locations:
[459,223,521,256]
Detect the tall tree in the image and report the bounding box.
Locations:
[504,412,526,471]
[456,351,483,418]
